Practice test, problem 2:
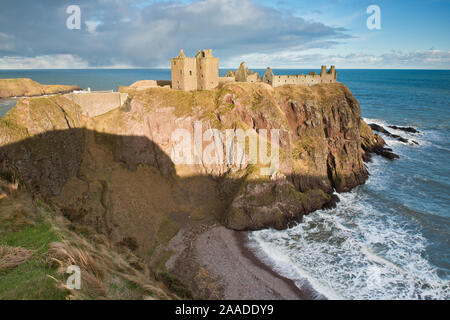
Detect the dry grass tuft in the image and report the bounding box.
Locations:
[0,245,34,271]
[47,240,108,298]
[0,177,20,198]
[47,234,178,300]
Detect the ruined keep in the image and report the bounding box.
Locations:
[227,62,260,83]
[171,49,219,91]
[262,66,337,87]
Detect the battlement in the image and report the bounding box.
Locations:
[262,66,337,87]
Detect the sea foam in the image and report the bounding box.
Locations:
[248,120,450,299]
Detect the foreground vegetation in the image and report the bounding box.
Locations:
[0,175,190,300]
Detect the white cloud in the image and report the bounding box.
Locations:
[0,0,348,68]
[0,32,14,51]
[0,54,89,69]
[85,20,103,34]
[0,1,447,69]
[231,49,450,69]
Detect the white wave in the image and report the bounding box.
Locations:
[363,117,432,149]
[247,237,344,300]
[361,246,406,274]
[256,117,449,300]
[249,186,450,300]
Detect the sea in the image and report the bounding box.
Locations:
[1,69,449,299]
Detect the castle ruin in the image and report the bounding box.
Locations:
[226,62,260,83]
[170,49,337,91]
[171,49,219,91]
[262,66,337,87]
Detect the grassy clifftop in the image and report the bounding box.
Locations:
[0,78,81,99]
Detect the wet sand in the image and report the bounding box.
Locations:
[166,224,323,300]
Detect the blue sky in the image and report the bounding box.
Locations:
[275,0,450,54]
[0,0,448,69]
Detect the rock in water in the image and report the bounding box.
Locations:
[388,125,420,134]
[391,134,409,143]
[369,123,390,135]
[369,123,410,144]
[375,148,400,160]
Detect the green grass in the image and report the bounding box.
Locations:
[156,219,180,245]
[156,271,193,299]
[0,222,67,300]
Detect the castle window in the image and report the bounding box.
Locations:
[180,70,182,75]
[202,52,205,58]
[190,70,192,76]
[174,61,176,65]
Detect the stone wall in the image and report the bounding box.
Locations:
[262,66,337,87]
[247,73,260,83]
[219,76,236,86]
[64,92,128,117]
[129,80,158,91]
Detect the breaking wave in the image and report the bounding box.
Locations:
[248,117,450,300]
[249,190,450,299]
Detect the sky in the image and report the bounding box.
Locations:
[0,0,449,69]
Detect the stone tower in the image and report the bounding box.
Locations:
[171,50,198,91]
[320,65,337,83]
[330,66,337,80]
[195,49,219,90]
[171,49,219,91]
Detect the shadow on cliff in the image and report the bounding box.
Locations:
[0,128,362,235]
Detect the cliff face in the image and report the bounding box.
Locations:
[0,78,81,99]
[0,83,384,248]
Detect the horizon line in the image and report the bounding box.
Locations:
[0,67,449,71]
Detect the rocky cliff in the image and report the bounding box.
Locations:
[0,83,386,256]
[0,78,81,99]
